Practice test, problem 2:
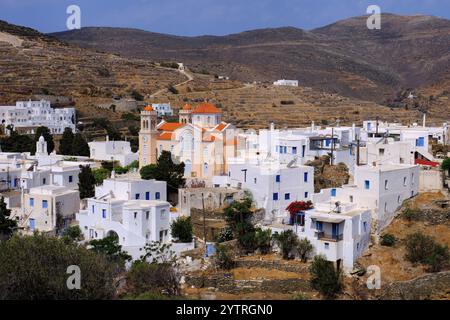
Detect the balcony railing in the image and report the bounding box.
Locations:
[317,231,343,242]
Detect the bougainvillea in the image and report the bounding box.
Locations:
[286,201,314,225]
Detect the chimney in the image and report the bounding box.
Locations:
[423,113,426,128]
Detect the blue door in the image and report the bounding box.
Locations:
[332,223,339,239]
[29,218,36,231]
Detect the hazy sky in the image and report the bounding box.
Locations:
[1,0,449,35]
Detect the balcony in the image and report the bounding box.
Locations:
[316,231,343,242]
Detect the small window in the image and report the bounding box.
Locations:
[304,172,308,182]
[285,193,290,200]
[135,193,140,200]
[275,175,281,183]
[398,195,401,203]
[29,198,34,207]
[91,205,95,214]
[155,192,160,200]
[331,188,337,197]
[42,178,46,185]
[363,221,367,232]
[254,178,257,184]
[304,192,309,199]
[273,193,279,201]
[384,180,389,190]
[134,212,137,219]
[364,180,370,190]
[403,177,407,186]
[42,200,48,208]
[102,209,106,219]
[292,146,297,154]
[145,192,150,200]
[316,221,323,231]
[324,243,329,249]
[69,175,73,183]
[349,195,354,203]
[146,211,150,220]
[379,148,385,156]
[357,242,360,251]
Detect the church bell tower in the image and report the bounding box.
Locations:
[139,105,158,168]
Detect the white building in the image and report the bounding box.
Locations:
[21,185,80,233]
[273,79,299,87]
[0,100,76,135]
[214,159,314,223]
[76,175,171,259]
[151,103,174,117]
[313,164,419,232]
[89,139,138,166]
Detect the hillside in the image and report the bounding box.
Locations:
[52,14,450,103]
[0,20,185,118]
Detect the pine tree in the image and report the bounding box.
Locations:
[72,133,90,157]
[78,165,96,199]
[59,127,74,155]
[0,196,17,241]
[31,126,54,154]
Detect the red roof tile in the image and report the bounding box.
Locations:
[192,103,222,114]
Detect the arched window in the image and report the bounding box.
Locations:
[204,162,209,176]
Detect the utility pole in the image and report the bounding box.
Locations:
[330,127,335,166]
[356,135,360,166]
[376,116,379,137]
[201,192,207,256]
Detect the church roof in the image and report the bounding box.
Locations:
[144,105,154,111]
[158,132,174,141]
[182,104,191,111]
[192,103,222,114]
[158,122,185,132]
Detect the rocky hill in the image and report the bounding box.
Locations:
[52,14,450,103]
[0,20,184,118]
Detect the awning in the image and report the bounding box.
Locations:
[310,215,345,224]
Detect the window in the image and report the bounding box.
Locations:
[273,193,279,201]
[146,211,150,220]
[316,221,323,231]
[379,148,385,156]
[69,175,73,183]
[398,195,401,203]
[304,172,308,182]
[416,137,425,147]
[292,146,297,154]
[302,145,306,157]
[403,177,407,186]
[254,178,257,184]
[384,180,389,190]
[331,188,337,197]
[42,178,46,185]
[135,193,140,200]
[304,192,309,199]
[275,175,281,183]
[145,192,150,200]
[134,212,137,219]
[363,221,367,232]
[324,243,329,250]
[42,200,48,208]
[29,198,34,207]
[357,243,360,251]
[285,193,290,200]
[91,205,95,214]
[155,192,160,200]
[102,209,106,219]
[364,180,370,190]
[384,202,388,212]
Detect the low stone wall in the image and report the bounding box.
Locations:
[234,259,309,273]
[185,273,311,294]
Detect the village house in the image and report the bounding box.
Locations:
[89,138,138,167]
[0,100,76,135]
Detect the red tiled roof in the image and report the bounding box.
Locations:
[158,122,185,132]
[144,105,154,111]
[158,132,174,140]
[192,103,222,114]
[182,104,191,110]
[214,122,228,132]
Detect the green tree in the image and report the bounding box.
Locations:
[170,216,193,243]
[214,244,235,270]
[61,225,83,244]
[273,229,299,260]
[309,255,343,299]
[59,127,75,155]
[140,151,185,195]
[72,133,90,156]
[297,238,314,262]
[89,236,131,272]
[442,158,450,175]
[0,131,33,152]
[93,168,110,185]
[223,195,255,251]
[0,196,17,241]
[254,228,272,254]
[31,126,54,154]
[0,233,116,299]
[78,165,96,199]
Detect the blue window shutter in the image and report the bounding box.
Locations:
[304,172,308,182]
[304,192,309,198]
[102,209,106,219]
[145,192,150,200]
[285,193,290,200]
[135,193,140,200]
[273,193,279,201]
[276,175,281,182]
[29,198,34,207]
[42,200,48,209]
[365,180,370,189]
[155,192,160,200]
[292,147,297,154]
[331,188,337,197]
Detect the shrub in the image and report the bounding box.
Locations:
[0,234,116,299]
[214,244,235,270]
[168,86,179,94]
[127,261,180,296]
[62,225,83,243]
[89,236,132,273]
[273,230,298,260]
[297,238,314,262]
[309,255,343,299]
[402,208,419,221]
[131,90,144,101]
[426,244,450,272]
[380,233,396,247]
[254,228,272,254]
[170,216,193,243]
[405,232,436,264]
[216,227,233,243]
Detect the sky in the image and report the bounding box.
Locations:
[0,0,449,36]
